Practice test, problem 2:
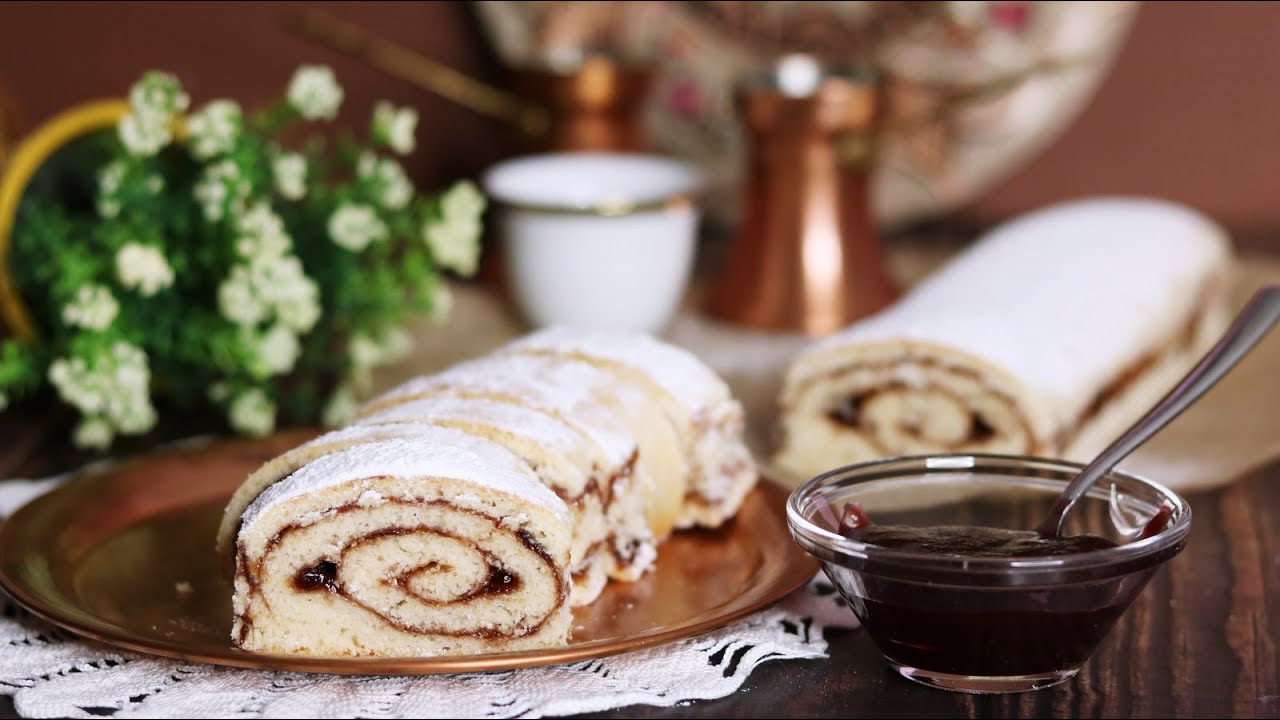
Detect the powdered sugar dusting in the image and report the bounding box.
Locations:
[355,395,588,466]
[363,355,638,466]
[240,428,571,532]
[797,198,1232,430]
[304,424,428,449]
[505,327,730,412]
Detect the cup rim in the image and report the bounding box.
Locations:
[482,152,701,217]
[786,453,1192,577]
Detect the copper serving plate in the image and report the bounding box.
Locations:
[0,430,816,675]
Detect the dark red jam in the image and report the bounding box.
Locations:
[480,566,521,596]
[294,560,339,592]
[833,502,1154,677]
[842,522,1119,559]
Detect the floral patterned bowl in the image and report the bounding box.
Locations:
[474,1,1139,228]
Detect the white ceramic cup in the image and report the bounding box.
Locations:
[483,152,700,333]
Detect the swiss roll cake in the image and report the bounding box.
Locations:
[224,329,757,656]
[775,198,1233,481]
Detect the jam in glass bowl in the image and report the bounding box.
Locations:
[786,454,1191,694]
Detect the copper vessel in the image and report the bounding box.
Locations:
[510,56,654,153]
[707,59,897,336]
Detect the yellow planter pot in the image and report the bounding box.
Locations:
[0,99,131,342]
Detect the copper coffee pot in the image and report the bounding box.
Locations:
[706,56,897,336]
[509,56,652,153]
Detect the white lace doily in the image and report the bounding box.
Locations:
[0,474,855,719]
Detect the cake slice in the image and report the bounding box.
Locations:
[502,327,758,528]
[233,429,573,657]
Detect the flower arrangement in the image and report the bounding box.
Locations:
[0,66,485,449]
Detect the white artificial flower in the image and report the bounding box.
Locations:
[356,152,412,209]
[441,180,486,226]
[98,160,126,195]
[423,181,485,276]
[73,417,114,450]
[97,161,127,218]
[274,287,321,334]
[246,324,301,378]
[423,218,479,274]
[97,198,121,220]
[220,249,322,334]
[349,332,383,370]
[249,253,303,300]
[63,284,119,331]
[194,160,249,222]
[356,150,377,180]
[272,152,307,201]
[372,101,418,155]
[287,65,344,121]
[373,156,413,210]
[379,326,413,363]
[49,357,106,415]
[265,259,323,333]
[112,338,143,361]
[101,342,155,436]
[187,99,242,159]
[118,112,172,157]
[51,341,156,446]
[146,174,165,193]
[102,345,156,435]
[235,202,292,259]
[322,384,358,428]
[217,265,267,326]
[328,204,387,252]
[208,382,230,403]
[428,282,454,325]
[116,243,174,296]
[128,71,189,122]
[48,358,84,406]
[112,396,157,435]
[228,388,275,437]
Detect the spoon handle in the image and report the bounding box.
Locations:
[1037,286,1280,537]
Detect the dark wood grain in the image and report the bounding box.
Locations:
[0,416,1276,718]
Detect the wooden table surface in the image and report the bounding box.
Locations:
[0,415,1276,719]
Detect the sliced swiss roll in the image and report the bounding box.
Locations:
[500,328,757,529]
[353,395,653,606]
[233,428,573,657]
[357,352,688,544]
[775,198,1233,482]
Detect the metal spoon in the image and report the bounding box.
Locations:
[1036,286,1280,538]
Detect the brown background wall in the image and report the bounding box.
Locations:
[969,1,1280,237]
[1,1,1278,237]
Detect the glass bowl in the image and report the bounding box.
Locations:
[786,454,1191,694]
